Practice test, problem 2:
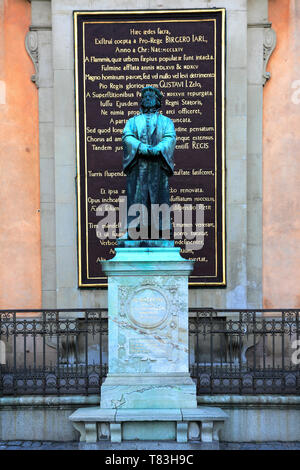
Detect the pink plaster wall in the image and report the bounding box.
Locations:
[263,0,300,307]
[0,0,41,310]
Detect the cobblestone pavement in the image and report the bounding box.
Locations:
[220,442,300,450]
[1,441,300,450]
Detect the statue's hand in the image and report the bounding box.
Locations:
[149,146,161,157]
[138,143,152,157]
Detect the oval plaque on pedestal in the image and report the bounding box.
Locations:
[128,288,168,329]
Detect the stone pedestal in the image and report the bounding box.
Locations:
[100,245,197,410]
[69,244,228,444]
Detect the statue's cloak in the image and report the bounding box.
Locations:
[122,113,176,209]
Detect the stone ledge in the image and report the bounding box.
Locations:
[69,406,228,444]
[197,395,300,408]
[116,409,182,421]
[0,395,99,407]
[182,407,228,420]
[101,247,194,276]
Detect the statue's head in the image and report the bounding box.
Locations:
[140,86,163,113]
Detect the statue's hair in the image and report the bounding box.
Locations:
[141,86,163,108]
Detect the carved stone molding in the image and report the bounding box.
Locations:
[263,26,277,86]
[248,22,277,86]
[25,30,39,88]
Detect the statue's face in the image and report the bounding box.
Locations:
[141,90,158,111]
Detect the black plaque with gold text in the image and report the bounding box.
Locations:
[74,9,226,287]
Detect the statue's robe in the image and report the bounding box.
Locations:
[122,112,176,235]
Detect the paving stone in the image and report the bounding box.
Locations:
[1,440,300,450]
[5,446,24,450]
[31,442,42,448]
[220,442,300,450]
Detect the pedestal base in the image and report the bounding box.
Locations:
[100,246,196,406]
[100,374,197,409]
[79,245,201,444]
[69,406,228,444]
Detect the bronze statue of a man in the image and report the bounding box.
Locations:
[122,86,176,238]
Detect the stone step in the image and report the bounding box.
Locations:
[69,406,228,445]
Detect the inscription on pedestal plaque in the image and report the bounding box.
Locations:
[128,288,168,329]
[129,339,167,359]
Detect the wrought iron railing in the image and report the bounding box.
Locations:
[0,310,108,396]
[0,309,300,396]
[189,309,300,395]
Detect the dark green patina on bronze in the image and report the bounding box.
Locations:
[122,87,176,239]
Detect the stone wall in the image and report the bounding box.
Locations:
[29,0,271,311]
[0,0,41,310]
[1,1,299,312]
[198,395,300,442]
[263,0,300,309]
[1,395,300,442]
